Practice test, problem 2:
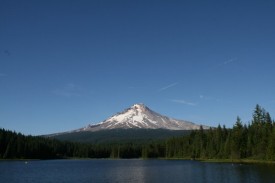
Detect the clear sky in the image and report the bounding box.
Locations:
[1,0,275,135]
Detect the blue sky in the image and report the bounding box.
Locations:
[1,0,275,135]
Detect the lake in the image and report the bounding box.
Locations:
[1,159,275,183]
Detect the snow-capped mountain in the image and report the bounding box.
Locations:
[77,103,209,132]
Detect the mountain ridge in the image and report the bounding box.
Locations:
[73,103,209,132]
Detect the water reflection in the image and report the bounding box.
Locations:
[105,160,146,182]
[1,159,275,183]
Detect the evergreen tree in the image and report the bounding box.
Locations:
[267,125,275,160]
[231,116,243,159]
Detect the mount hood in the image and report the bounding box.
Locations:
[76,103,209,132]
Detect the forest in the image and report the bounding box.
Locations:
[1,105,275,161]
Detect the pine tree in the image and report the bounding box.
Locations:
[267,125,275,160]
[231,116,243,159]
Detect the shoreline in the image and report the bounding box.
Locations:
[1,157,275,164]
[198,158,275,164]
[156,157,275,164]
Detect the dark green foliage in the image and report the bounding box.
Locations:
[0,128,167,159]
[0,129,62,159]
[165,105,275,160]
[1,104,275,160]
[50,129,191,144]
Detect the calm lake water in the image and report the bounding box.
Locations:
[1,159,275,183]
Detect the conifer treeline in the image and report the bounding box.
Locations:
[0,128,146,159]
[166,104,275,160]
[0,129,119,159]
[1,105,275,160]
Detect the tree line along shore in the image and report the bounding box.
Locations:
[1,105,275,162]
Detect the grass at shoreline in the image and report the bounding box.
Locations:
[159,157,275,164]
[1,158,275,164]
[198,158,275,164]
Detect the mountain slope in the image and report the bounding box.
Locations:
[52,129,192,144]
[75,103,209,132]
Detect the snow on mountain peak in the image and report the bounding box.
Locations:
[80,103,209,131]
[131,103,146,111]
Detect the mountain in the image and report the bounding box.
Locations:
[48,103,209,143]
[74,103,209,132]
